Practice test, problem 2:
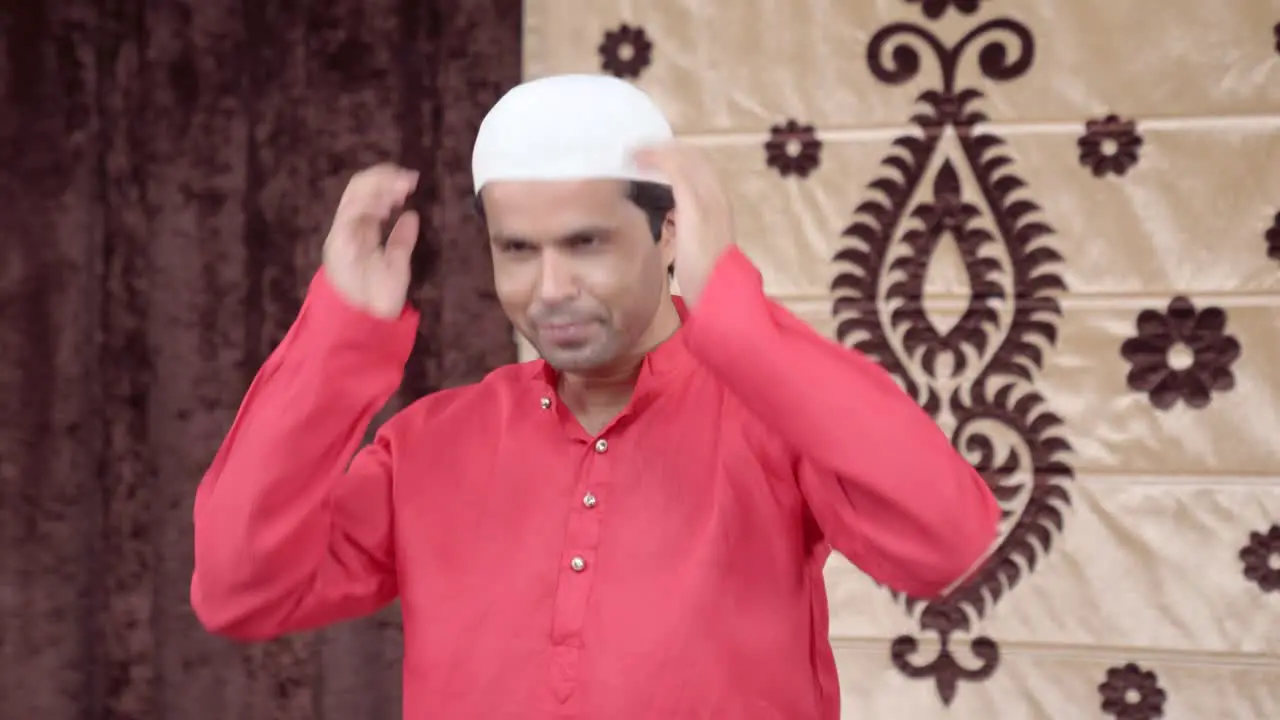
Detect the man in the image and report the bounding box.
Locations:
[191,74,999,718]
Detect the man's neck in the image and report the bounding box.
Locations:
[558,296,681,433]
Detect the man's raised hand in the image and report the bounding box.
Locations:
[321,163,421,318]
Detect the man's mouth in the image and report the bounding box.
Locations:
[538,321,594,344]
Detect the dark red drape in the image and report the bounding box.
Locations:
[0,1,521,717]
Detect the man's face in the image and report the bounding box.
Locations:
[481,179,674,373]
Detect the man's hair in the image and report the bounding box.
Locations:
[623,181,676,242]
[473,181,674,242]
[473,181,675,275]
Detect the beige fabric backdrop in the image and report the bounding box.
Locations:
[521,1,1280,718]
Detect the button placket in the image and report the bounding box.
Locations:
[569,439,606,573]
[550,434,610,648]
[548,427,616,698]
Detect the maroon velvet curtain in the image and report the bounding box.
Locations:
[0,1,520,717]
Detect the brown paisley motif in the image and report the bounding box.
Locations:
[882,160,1004,385]
[906,0,984,20]
[831,12,1072,705]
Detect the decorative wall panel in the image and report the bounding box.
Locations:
[523,2,1280,717]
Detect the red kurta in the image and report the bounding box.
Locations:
[191,246,999,719]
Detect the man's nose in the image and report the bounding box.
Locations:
[536,253,577,304]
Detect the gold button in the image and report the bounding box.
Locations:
[594,438,608,453]
[570,556,586,572]
[540,397,551,410]
[583,492,597,508]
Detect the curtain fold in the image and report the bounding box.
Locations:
[0,1,521,717]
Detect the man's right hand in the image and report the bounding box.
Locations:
[322,163,421,318]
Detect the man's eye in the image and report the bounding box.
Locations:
[500,241,533,253]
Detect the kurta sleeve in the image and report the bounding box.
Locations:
[190,269,418,641]
[682,247,1000,598]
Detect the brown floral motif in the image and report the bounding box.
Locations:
[764,120,822,178]
[1119,296,1240,411]
[906,0,984,20]
[1265,211,1280,263]
[1078,114,1144,177]
[1098,663,1168,720]
[835,16,1071,705]
[1240,524,1280,593]
[597,24,652,80]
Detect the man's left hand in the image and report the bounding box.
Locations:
[634,142,736,308]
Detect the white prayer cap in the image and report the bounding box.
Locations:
[471,74,674,194]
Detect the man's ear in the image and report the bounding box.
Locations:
[659,209,676,270]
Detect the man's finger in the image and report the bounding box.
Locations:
[633,142,684,181]
[383,209,420,269]
[635,142,725,212]
[333,164,419,233]
[683,148,730,211]
[338,163,417,211]
[634,142,699,205]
